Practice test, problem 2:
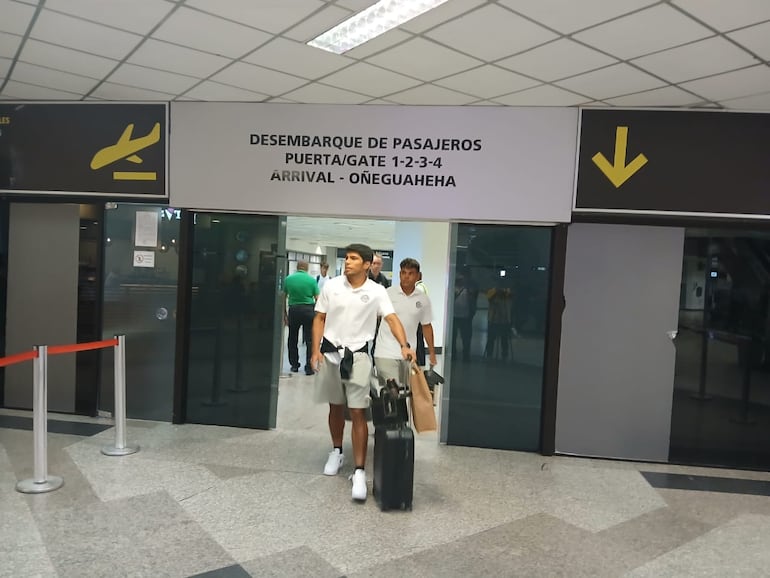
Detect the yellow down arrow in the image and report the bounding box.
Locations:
[591,126,648,188]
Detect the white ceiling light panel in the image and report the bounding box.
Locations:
[308,0,450,54]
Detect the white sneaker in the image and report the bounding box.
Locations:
[350,469,367,501]
[323,449,344,476]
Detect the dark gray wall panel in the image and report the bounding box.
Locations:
[5,203,79,412]
[556,223,683,461]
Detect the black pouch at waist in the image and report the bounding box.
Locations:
[321,338,368,379]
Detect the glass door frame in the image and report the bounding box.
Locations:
[173,210,286,428]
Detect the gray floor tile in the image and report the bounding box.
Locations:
[241,546,341,578]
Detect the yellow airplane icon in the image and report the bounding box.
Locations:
[90,122,160,181]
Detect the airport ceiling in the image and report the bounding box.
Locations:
[1,0,769,109]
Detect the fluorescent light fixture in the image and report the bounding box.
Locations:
[308,0,450,54]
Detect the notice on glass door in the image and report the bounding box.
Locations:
[133,250,155,268]
[134,210,158,247]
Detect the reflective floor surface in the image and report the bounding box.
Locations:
[2,371,770,577]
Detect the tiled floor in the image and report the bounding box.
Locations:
[2,371,770,577]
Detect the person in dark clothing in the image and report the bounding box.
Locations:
[283,260,319,375]
[368,252,391,287]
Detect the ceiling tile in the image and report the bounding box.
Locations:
[211,61,308,95]
[426,4,557,61]
[720,91,770,110]
[492,84,588,106]
[573,4,713,60]
[186,0,324,34]
[499,0,657,34]
[31,9,142,59]
[283,4,351,42]
[183,80,268,101]
[19,39,117,78]
[679,65,770,102]
[0,57,11,78]
[11,61,99,93]
[108,62,200,94]
[728,21,770,60]
[672,0,770,32]
[498,39,617,82]
[268,97,300,103]
[152,6,271,58]
[245,37,351,80]
[1,79,82,99]
[128,39,231,78]
[344,28,412,59]
[386,83,476,105]
[44,0,174,34]
[282,82,369,104]
[0,31,22,58]
[400,0,486,33]
[320,62,420,97]
[90,81,175,100]
[335,0,376,11]
[368,37,481,82]
[0,0,36,35]
[604,86,701,107]
[434,65,539,99]
[555,63,665,99]
[632,37,758,83]
[467,100,504,106]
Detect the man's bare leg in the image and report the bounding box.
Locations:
[349,408,368,468]
[329,404,345,446]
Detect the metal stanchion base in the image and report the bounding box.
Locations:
[101,444,140,456]
[16,475,64,494]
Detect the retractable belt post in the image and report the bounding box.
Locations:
[16,345,64,494]
[102,335,139,456]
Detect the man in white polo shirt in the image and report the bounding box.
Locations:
[310,243,414,502]
[375,258,438,382]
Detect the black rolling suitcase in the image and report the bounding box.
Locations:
[372,373,415,511]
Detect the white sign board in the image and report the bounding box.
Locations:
[133,250,155,268]
[170,103,577,223]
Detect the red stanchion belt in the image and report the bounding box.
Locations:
[0,349,38,367]
[48,338,119,356]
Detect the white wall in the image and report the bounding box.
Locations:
[393,221,450,348]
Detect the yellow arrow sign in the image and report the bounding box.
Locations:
[591,126,648,188]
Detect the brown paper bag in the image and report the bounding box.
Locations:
[409,362,437,433]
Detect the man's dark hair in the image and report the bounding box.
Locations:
[400,257,420,272]
[345,243,373,264]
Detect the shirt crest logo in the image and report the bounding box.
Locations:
[361,294,370,303]
[416,301,423,308]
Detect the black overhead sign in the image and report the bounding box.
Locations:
[575,109,770,219]
[0,102,167,198]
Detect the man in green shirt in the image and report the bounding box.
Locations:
[284,260,319,375]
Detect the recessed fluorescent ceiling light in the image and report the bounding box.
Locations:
[308,0,450,54]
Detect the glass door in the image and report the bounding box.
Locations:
[183,213,285,429]
[101,203,180,421]
[445,223,553,450]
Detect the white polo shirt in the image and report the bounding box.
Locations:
[315,275,394,353]
[376,284,433,359]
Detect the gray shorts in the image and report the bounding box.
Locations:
[373,357,403,384]
[314,352,372,409]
